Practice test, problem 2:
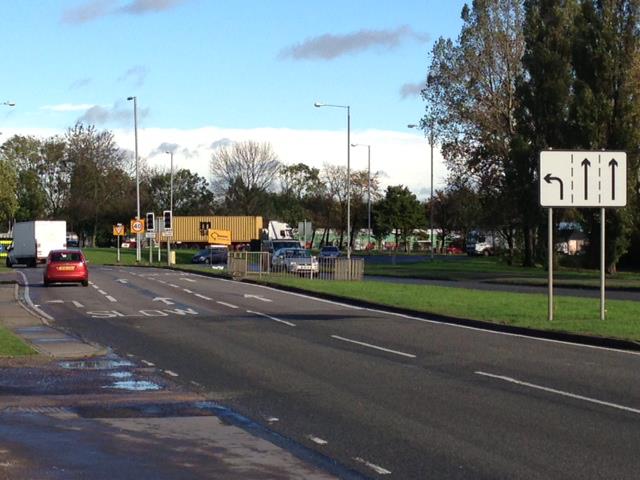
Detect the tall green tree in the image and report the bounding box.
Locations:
[146,168,215,216]
[375,186,425,252]
[570,0,640,272]
[0,153,18,228]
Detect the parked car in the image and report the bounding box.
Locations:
[319,246,341,258]
[43,249,89,287]
[446,245,464,255]
[271,248,319,274]
[191,245,228,265]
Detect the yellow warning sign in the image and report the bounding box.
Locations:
[207,229,232,245]
[113,224,125,236]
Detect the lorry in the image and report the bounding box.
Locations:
[465,230,505,256]
[260,220,302,254]
[6,221,67,267]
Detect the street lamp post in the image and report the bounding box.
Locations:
[127,96,141,263]
[165,151,174,266]
[408,123,434,260]
[314,102,351,258]
[1,101,15,107]
[351,143,371,251]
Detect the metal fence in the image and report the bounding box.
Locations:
[228,252,364,281]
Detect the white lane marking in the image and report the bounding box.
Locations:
[72,301,84,308]
[243,293,272,303]
[180,278,196,283]
[105,296,117,303]
[184,272,640,358]
[307,435,328,446]
[116,279,128,284]
[331,335,416,359]
[164,370,179,377]
[183,289,193,294]
[475,371,640,415]
[194,293,212,301]
[16,271,54,322]
[353,457,391,475]
[246,310,296,327]
[157,280,167,285]
[266,416,279,423]
[141,360,155,367]
[217,301,239,309]
[98,290,107,295]
[153,297,175,305]
[91,285,99,289]
[168,284,180,288]
[46,300,64,304]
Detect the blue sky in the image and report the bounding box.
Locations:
[2,0,468,196]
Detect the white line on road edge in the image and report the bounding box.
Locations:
[475,371,640,415]
[246,310,296,327]
[194,293,212,300]
[331,335,416,359]
[353,457,391,475]
[16,271,54,322]
[217,301,239,309]
[306,435,328,446]
[164,370,179,377]
[105,296,117,303]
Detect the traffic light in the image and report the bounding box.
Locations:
[163,210,172,230]
[146,212,155,232]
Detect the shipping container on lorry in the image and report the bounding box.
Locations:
[7,221,67,267]
[156,216,263,246]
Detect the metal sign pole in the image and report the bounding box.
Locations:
[149,236,152,264]
[601,207,606,320]
[117,233,120,263]
[548,207,553,321]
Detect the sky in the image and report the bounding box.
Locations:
[1,0,468,199]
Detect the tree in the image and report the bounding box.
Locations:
[0,152,18,228]
[210,141,280,214]
[422,0,526,260]
[146,168,215,215]
[375,186,425,252]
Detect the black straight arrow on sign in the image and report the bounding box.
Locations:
[609,158,618,200]
[544,173,564,200]
[582,158,591,200]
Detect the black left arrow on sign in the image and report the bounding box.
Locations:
[544,173,564,200]
[609,158,618,200]
[581,158,591,200]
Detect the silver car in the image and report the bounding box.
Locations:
[271,248,319,274]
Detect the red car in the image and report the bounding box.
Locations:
[43,250,89,287]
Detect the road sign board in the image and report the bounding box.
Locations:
[163,229,173,238]
[145,232,156,239]
[113,224,125,236]
[131,219,145,234]
[207,229,232,245]
[539,151,626,207]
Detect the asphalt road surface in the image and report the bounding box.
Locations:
[18,266,640,479]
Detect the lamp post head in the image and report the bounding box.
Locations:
[313,102,324,108]
[127,96,135,101]
[407,124,418,129]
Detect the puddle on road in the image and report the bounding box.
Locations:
[103,380,162,391]
[59,359,134,370]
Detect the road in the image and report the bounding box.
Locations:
[18,266,640,479]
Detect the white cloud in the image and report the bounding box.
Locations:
[1,126,446,200]
[41,103,98,112]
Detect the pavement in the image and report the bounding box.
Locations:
[0,271,340,480]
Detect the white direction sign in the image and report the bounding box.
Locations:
[539,151,626,207]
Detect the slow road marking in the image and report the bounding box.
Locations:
[331,335,416,359]
[475,371,640,415]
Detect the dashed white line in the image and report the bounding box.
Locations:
[46,300,64,304]
[91,284,99,289]
[307,435,328,446]
[180,278,196,283]
[72,301,84,308]
[353,457,391,475]
[141,360,155,367]
[164,370,179,377]
[98,290,107,295]
[194,293,212,300]
[475,371,640,415]
[183,289,193,294]
[168,284,180,288]
[331,335,416,359]
[105,296,117,303]
[246,310,296,327]
[217,301,239,309]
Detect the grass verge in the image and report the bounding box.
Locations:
[0,326,36,356]
[258,276,640,342]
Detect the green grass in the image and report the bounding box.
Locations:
[364,256,640,289]
[0,325,36,356]
[83,247,200,266]
[258,276,640,342]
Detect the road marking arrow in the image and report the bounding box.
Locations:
[153,297,175,305]
[243,294,272,303]
[544,173,564,200]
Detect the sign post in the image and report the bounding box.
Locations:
[540,151,627,320]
